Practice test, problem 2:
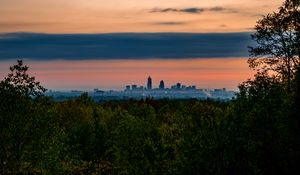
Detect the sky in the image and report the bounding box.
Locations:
[0,0,283,33]
[0,0,284,90]
[0,58,253,90]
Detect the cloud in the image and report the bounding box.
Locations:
[181,8,204,14]
[153,21,187,26]
[209,6,225,12]
[0,32,254,60]
[209,6,238,13]
[150,8,177,13]
[150,7,204,14]
[150,6,237,14]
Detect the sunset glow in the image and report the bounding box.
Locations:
[0,0,283,33]
[0,0,283,90]
[0,58,254,90]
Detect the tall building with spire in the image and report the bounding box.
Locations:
[147,76,152,90]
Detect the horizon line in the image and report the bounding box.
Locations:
[0,31,254,35]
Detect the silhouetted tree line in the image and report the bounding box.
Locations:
[0,61,300,175]
[1,0,300,174]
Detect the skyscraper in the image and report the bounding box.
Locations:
[159,80,165,89]
[147,76,152,90]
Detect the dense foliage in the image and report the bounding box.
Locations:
[249,0,300,91]
[0,61,300,174]
[1,1,300,174]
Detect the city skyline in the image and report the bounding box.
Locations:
[125,76,197,91]
[0,0,283,90]
[0,58,254,91]
[1,1,298,173]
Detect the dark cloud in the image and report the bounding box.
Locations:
[209,6,239,13]
[150,6,237,14]
[150,7,204,14]
[181,8,204,14]
[0,32,254,60]
[153,21,187,26]
[150,8,178,13]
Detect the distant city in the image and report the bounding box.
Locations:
[124,76,198,92]
[46,76,236,101]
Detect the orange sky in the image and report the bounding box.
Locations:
[0,0,283,90]
[0,58,255,90]
[0,0,283,33]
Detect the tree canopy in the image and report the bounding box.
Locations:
[249,0,300,91]
[1,1,300,174]
[0,60,46,97]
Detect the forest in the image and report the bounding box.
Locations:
[1,62,299,175]
[1,0,300,174]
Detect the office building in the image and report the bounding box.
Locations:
[147,76,152,90]
[132,85,137,90]
[159,80,165,89]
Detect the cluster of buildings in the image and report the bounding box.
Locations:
[125,76,197,91]
[46,76,235,101]
[112,76,234,100]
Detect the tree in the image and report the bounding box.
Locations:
[249,0,300,92]
[1,60,46,96]
[0,60,47,174]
